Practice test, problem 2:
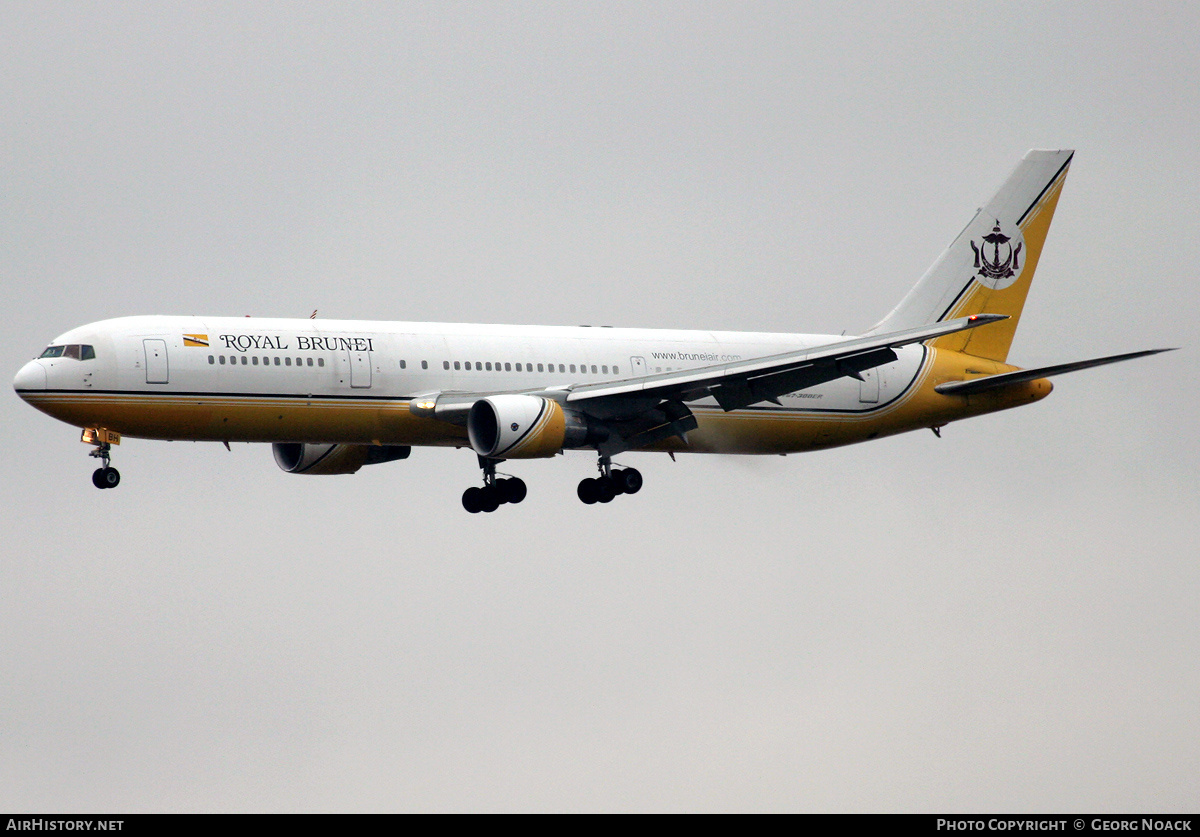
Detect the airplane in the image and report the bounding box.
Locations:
[13,149,1171,513]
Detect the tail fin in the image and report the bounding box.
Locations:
[868,149,1073,362]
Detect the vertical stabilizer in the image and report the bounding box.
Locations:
[868,149,1073,362]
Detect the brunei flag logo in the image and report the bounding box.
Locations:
[183,334,209,348]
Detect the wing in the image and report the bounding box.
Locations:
[411,314,1007,455]
[565,314,1007,414]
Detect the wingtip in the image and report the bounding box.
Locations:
[1025,148,1075,159]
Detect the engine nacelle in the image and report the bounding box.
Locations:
[272,443,410,475]
[467,394,598,459]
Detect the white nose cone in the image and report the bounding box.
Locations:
[13,360,47,395]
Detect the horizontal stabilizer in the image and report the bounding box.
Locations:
[934,348,1175,395]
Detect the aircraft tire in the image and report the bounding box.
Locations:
[616,467,642,495]
[501,477,527,504]
[462,487,483,513]
[92,468,107,489]
[577,478,598,504]
[595,478,616,504]
[98,467,120,489]
[479,485,501,513]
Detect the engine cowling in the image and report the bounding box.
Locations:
[467,394,595,459]
[272,443,410,475]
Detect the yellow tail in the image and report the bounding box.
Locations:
[869,150,1073,363]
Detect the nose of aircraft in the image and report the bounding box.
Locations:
[14,360,47,395]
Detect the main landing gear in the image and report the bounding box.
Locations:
[459,455,644,512]
[577,456,641,505]
[89,441,120,490]
[462,456,527,514]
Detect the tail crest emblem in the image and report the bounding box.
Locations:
[970,222,1024,289]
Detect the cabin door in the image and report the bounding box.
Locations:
[143,339,169,384]
[348,350,372,388]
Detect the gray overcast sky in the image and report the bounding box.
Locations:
[2,2,1197,812]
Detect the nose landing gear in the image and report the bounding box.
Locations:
[88,441,120,489]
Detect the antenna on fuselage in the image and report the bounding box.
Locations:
[310,310,318,319]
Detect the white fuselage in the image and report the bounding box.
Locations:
[16,315,963,456]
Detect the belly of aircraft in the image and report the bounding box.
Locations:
[19,388,931,453]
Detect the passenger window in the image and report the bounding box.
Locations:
[444,361,451,370]
[614,365,619,374]
[569,364,576,373]
[274,357,280,366]
[209,356,215,365]
[285,357,292,366]
[558,364,565,373]
[252,357,259,365]
[422,360,428,370]
[219,356,226,365]
[400,360,406,369]
[318,358,324,367]
[505,363,511,371]
[453,361,460,370]
[591,365,597,373]
[295,357,301,366]
[307,358,313,367]
[602,365,608,374]
[486,362,492,371]
[241,356,248,365]
[475,362,482,371]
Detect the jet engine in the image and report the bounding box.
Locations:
[467,394,601,459]
[272,443,410,475]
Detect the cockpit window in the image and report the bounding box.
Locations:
[38,344,94,360]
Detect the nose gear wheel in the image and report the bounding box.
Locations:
[88,441,121,489]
